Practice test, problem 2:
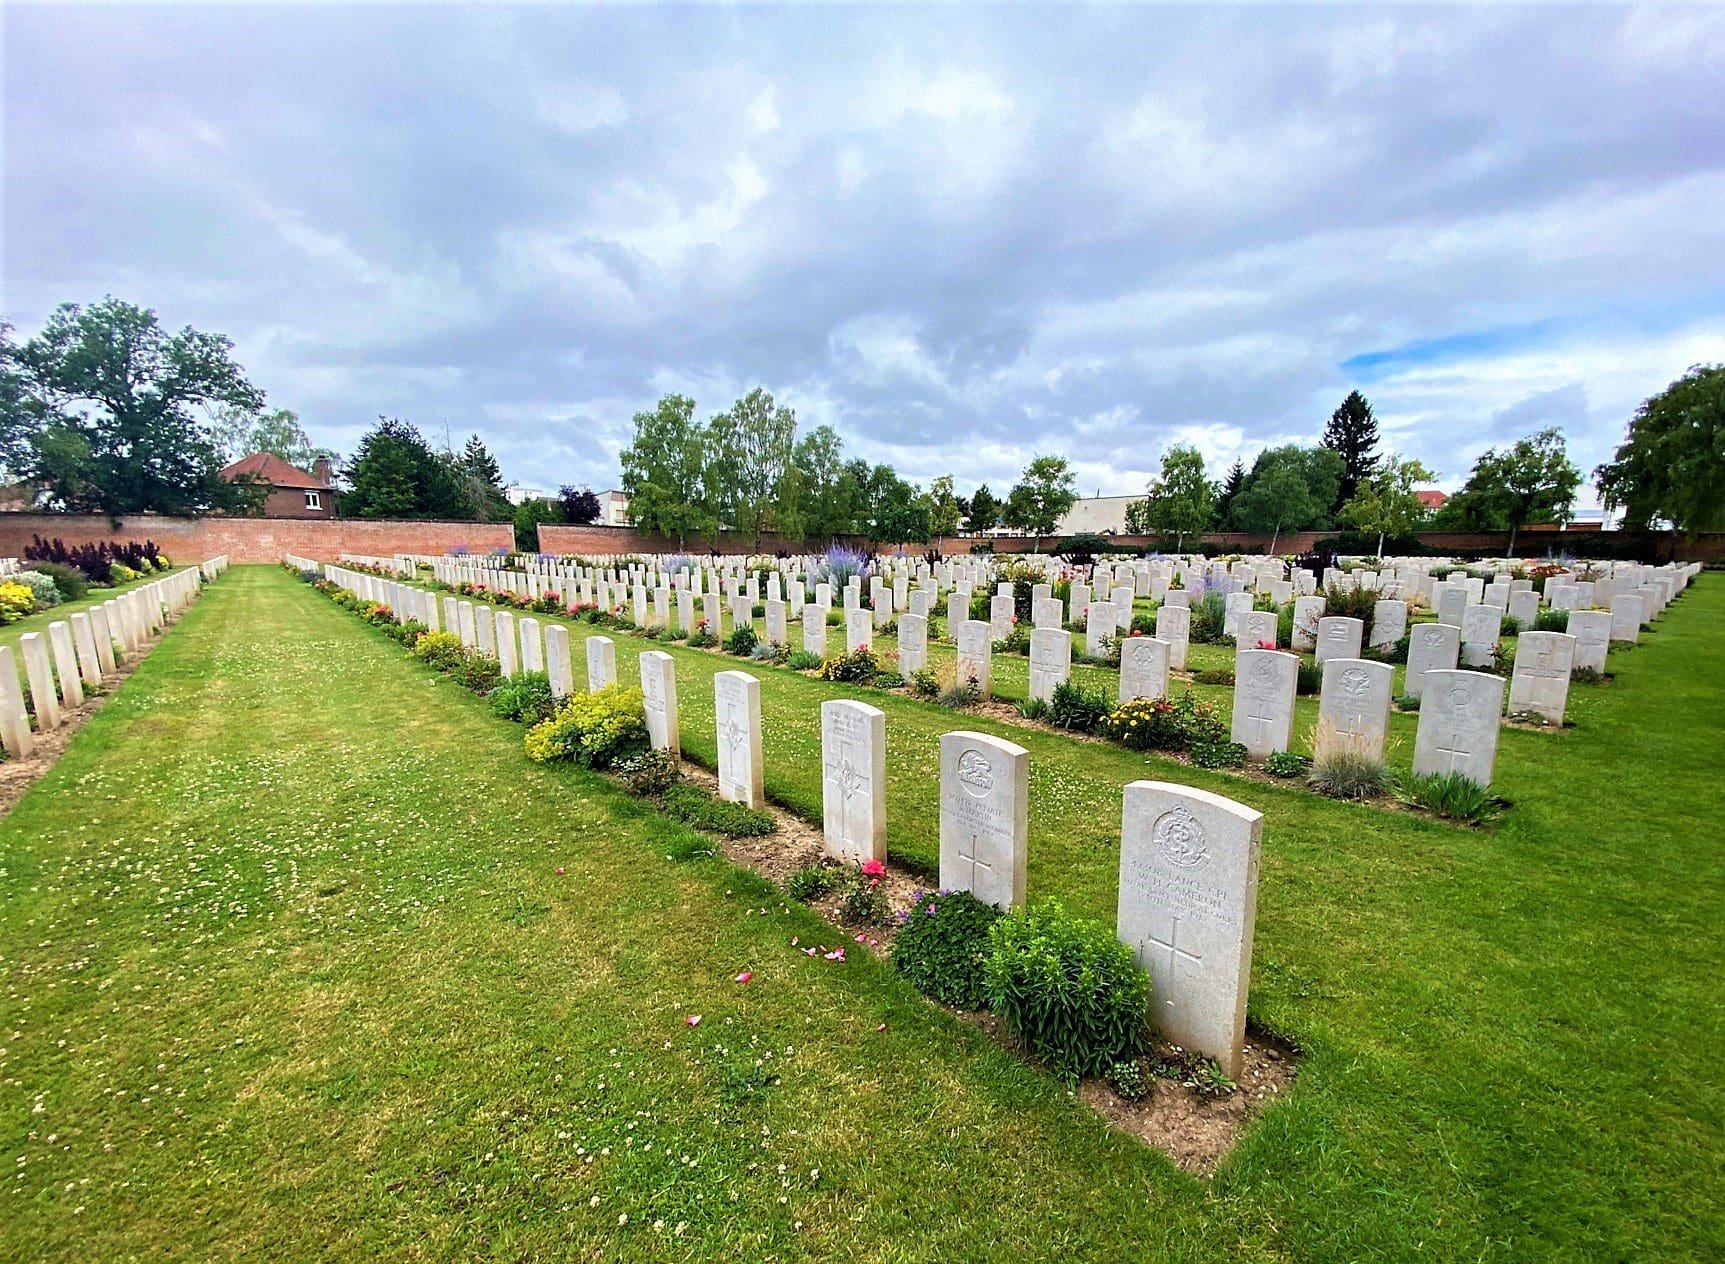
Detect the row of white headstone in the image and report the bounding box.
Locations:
[0,559,226,759]
[315,559,1264,1078]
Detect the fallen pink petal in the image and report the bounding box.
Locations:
[734,971,753,984]
[685,1015,701,1027]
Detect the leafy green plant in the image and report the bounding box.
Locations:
[618,749,683,796]
[661,784,776,837]
[1049,680,1112,733]
[1571,666,1606,685]
[723,624,759,656]
[409,631,467,672]
[1395,693,1421,711]
[873,670,905,689]
[1018,696,1050,721]
[983,901,1148,1080]
[1536,609,1570,633]
[893,890,1003,1010]
[1192,668,1235,687]
[1100,689,1226,752]
[996,623,1031,655]
[1191,740,1247,769]
[487,671,557,724]
[1500,615,1524,638]
[1396,771,1506,823]
[908,667,940,698]
[1307,749,1395,799]
[836,865,890,926]
[786,650,823,671]
[1189,592,1228,643]
[32,561,90,601]
[523,684,648,769]
[818,646,881,684]
[1295,660,1323,696]
[1106,1057,1150,1101]
[787,864,842,901]
[1264,750,1312,778]
[1146,1048,1236,1097]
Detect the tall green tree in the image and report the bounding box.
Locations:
[964,483,1001,534]
[213,405,335,472]
[707,388,797,548]
[924,474,961,540]
[1228,445,1343,551]
[1439,427,1581,555]
[618,393,714,547]
[1004,455,1079,550]
[342,417,466,519]
[456,434,511,519]
[1321,390,1381,514]
[1340,454,1437,557]
[0,298,263,515]
[513,496,564,551]
[1127,445,1216,551]
[791,425,847,539]
[1213,457,1246,525]
[1595,364,1725,535]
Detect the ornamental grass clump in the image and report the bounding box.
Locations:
[1396,770,1506,824]
[1307,748,1395,800]
[983,901,1148,1081]
[523,684,648,769]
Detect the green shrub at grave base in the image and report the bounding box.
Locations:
[785,650,823,671]
[873,670,905,690]
[786,864,842,901]
[908,667,940,699]
[893,889,1003,1010]
[1018,696,1050,721]
[687,628,719,649]
[1106,1057,1151,1101]
[618,748,683,797]
[1536,609,1571,633]
[837,863,891,926]
[995,624,1030,656]
[723,624,759,656]
[1295,660,1323,696]
[1308,750,1395,799]
[523,684,648,769]
[984,900,1148,1081]
[1500,615,1525,638]
[1571,666,1607,685]
[660,784,777,838]
[410,631,467,672]
[1264,750,1312,778]
[487,671,557,724]
[1394,693,1422,712]
[381,618,427,645]
[1193,668,1236,687]
[1191,740,1248,769]
[818,646,880,684]
[1189,592,1228,643]
[1100,690,1227,752]
[1396,771,1506,824]
[33,561,90,601]
[1048,680,1112,733]
[452,651,501,694]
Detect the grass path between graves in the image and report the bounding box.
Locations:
[2,565,1721,1263]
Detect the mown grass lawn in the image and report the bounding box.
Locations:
[2,565,1720,1262]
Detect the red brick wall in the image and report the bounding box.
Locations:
[0,514,513,564]
[259,487,336,519]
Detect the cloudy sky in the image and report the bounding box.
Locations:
[5,4,1723,501]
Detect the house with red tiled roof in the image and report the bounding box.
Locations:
[219,452,337,518]
[1415,489,1448,510]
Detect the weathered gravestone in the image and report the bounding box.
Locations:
[494,610,517,677]
[714,670,764,808]
[1119,635,1171,703]
[545,625,574,699]
[47,622,83,708]
[585,635,617,690]
[1290,596,1326,652]
[1509,589,1540,629]
[940,731,1029,910]
[1609,594,1643,643]
[1028,627,1071,703]
[1460,605,1501,668]
[1118,781,1262,1080]
[19,633,59,730]
[1315,616,1363,665]
[821,700,886,864]
[1412,669,1505,784]
[1086,599,1117,657]
[955,619,992,697]
[1567,610,1610,674]
[1507,631,1575,725]
[989,594,1016,641]
[844,607,873,653]
[1231,649,1298,758]
[1032,596,1063,629]
[640,650,679,753]
[1240,610,1277,650]
[519,617,544,673]
[0,647,32,757]
[1155,604,1190,670]
[1404,621,1459,699]
[803,604,828,658]
[765,599,788,646]
[1315,658,1393,762]
[1370,600,1407,650]
[897,612,929,676]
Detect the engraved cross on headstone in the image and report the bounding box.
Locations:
[956,830,993,893]
[1139,917,1204,1017]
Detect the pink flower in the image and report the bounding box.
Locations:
[686,1014,702,1027]
[734,971,753,984]
[824,949,846,962]
[555,866,565,875]
[875,1023,887,1033]
[862,859,886,877]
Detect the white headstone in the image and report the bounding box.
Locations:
[803,604,828,658]
[519,617,544,672]
[940,731,1029,910]
[1119,635,1171,702]
[1370,600,1408,650]
[1290,596,1325,652]
[1230,649,1298,758]
[714,670,764,808]
[1315,616,1363,665]
[844,607,873,653]
[898,612,928,676]
[1028,627,1071,703]
[545,625,574,698]
[0,647,34,757]
[955,619,992,697]
[1567,610,1610,674]
[1507,631,1575,725]
[19,633,60,730]
[1459,605,1501,668]
[1155,604,1190,670]
[1412,670,1505,785]
[47,621,84,708]
[640,650,680,752]
[586,635,617,690]
[1315,658,1393,762]
[820,700,886,864]
[1404,621,1460,699]
[1118,781,1262,1079]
